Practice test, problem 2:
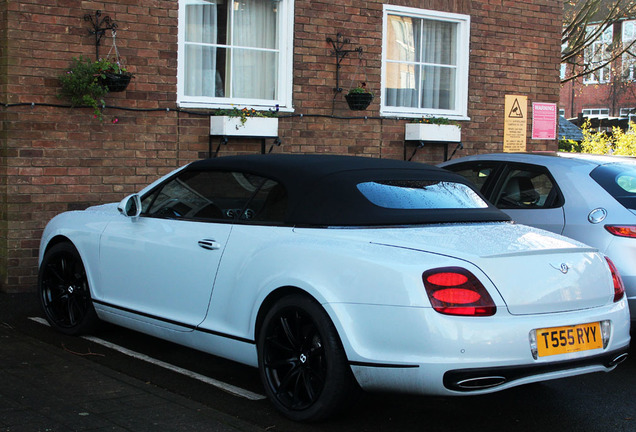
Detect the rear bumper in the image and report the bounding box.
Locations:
[328,298,631,396]
[443,348,629,392]
[628,295,636,320]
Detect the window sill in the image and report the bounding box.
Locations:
[177,100,293,113]
[380,109,469,122]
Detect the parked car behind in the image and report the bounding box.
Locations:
[440,152,636,320]
[39,154,630,421]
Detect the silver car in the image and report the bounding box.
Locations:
[440,152,636,320]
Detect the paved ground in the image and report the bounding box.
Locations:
[0,293,264,432]
[3,292,634,432]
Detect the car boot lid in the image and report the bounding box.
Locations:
[297,223,614,315]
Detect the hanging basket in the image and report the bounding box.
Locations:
[100,72,132,92]
[345,92,374,111]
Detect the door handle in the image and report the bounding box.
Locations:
[198,239,221,250]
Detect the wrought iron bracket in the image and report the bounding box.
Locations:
[326,33,363,93]
[208,136,282,158]
[404,140,464,162]
[84,10,117,60]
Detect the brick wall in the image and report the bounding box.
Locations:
[0,0,7,293]
[559,19,636,119]
[560,78,636,119]
[0,0,562,292]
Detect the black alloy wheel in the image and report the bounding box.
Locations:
[257,294,356,422]
[39,242,98,335]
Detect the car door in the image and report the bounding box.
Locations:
[97,169,267,329]
[490,163,566,234]
[445,160,566,234]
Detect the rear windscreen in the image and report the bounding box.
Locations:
[357,180,489,209]
[590,163,636,210]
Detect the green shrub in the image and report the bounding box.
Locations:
[577,120,636,156]
[558,139,582,152]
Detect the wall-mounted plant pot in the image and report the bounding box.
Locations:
[405,123,461,142]
[345,93,374,110]
[210,116,279,137]
[100,72,132,92]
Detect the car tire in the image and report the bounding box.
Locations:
[38,242,98,335]
[257,294,356,422]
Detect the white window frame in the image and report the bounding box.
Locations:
[619,108,636,124]
[380,5,470,119]
[622,20,636,81]
[583,24,613,84]
[176,0,295,111]
[560,41,568,80]
[582,108,610,118]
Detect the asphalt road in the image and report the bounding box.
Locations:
[3,292,635,432]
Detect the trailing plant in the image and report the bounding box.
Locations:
[212,105,280,127]
[347,82,373,95]
[411,116,461,127]
[58,55,131,120]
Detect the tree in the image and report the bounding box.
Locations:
[562,0,636,83]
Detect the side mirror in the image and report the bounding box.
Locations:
[117,194,142,218]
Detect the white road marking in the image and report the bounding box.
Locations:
[28,317,266,401]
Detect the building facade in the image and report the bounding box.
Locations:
[560,17,636,122]
[0,0,562,293]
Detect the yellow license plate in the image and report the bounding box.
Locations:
[536,322,603,357]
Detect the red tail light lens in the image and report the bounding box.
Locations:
[604,225,636,238]
[605,257,625,302]
[422,267,496,316]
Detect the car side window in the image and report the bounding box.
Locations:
[494,168,560,209]
[445,162,498,194]
[141,170,287,223]
[247,181,288,223]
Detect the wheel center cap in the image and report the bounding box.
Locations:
[68,286,74,294]
[299,353,307,364]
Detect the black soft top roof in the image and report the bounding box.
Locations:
[187,154,509,226]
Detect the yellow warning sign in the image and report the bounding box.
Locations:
[508,99,524,118]
[504,95,527,152]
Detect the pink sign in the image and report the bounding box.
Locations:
[532,103,557,140]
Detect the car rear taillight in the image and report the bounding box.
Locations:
[422,267,496,316]
[605,257,625,302]
[604,225,636,238]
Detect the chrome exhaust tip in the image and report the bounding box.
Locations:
[609,353,628,367]
[456,376,507,390]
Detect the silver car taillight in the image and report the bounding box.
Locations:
[604,225,636,238]
[605,257,625,302]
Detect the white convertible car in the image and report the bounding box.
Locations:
[39,154,630,421]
